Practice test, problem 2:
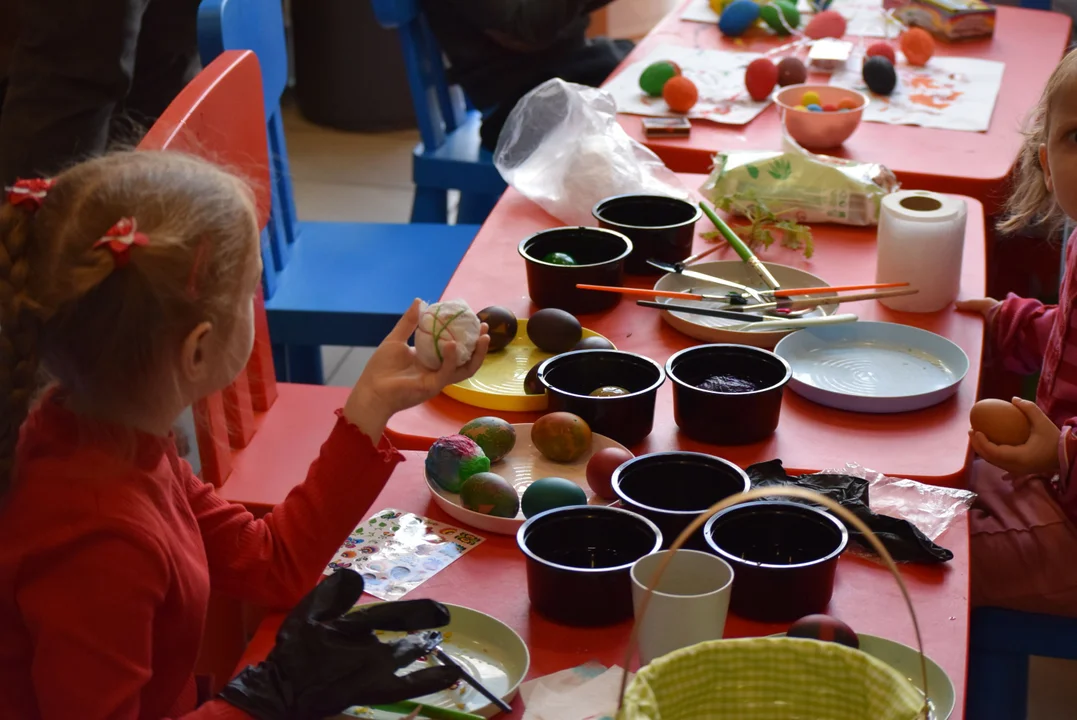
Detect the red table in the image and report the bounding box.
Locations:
[385,174,986,487]
[235,452,971,719]
[613,2,1071,214]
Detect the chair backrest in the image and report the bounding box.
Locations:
[370,0,469,152]
[198,0,298,300]
[137,50,279,487]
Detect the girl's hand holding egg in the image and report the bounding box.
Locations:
[345,299,490,440]
[970,397,1060,477]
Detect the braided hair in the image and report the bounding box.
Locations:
[0,151,258,497]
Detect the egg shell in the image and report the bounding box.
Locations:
[901,27,936,66]
[586,447,635,500]
[415,299,481,370]
[788,614,860,649]
[745,58,779,102]
[865,41,897,65]
[759,0,800,35]
[718,0,761,37]
[639,61,680,97]
[777,56,808,87]
[804,10,847,39]
[521,477,588,519]
[527,308,582,353]
[574,336,615,351]
[459,416,517,463]
[477,305,518,352]
[863,56,897,95]
[425,435,490,493]
[970,399,1033,446]
[460,472,520,518]
[801,90,821,106]
[663,76,699,113]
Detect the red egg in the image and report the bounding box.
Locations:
[586,447,634,500]
[865,41,897,65]
[787,614,860,649]
[745,58,779,102]
[822,103,838,112]
[663,76,699,113]
[804,10,847,39]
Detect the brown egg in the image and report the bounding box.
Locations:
[970,399,1032,446]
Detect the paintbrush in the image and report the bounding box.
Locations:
[371,702,483,720]
[738,287,919,311]
[433,648,512,713]
[577,282,913,303]
[636,300,771,322]
[699,201,781,290]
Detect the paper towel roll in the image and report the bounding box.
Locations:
[875,191,967,313]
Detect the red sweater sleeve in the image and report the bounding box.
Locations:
[989,293,1058,375]
[185,412,404,609]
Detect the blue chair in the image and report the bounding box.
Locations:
[369,0,507,225]
[968,607,1077,719]
[198,0,479,384]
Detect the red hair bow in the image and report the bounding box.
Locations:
[94,218,149,268]
[5,178,55,211]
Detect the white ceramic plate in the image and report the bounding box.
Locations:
[652,260,836,349]
[769,632,954,719]
[426,423,630,535]
[773,321,968,413]
[346,604,530,719]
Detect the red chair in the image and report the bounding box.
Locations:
[136,49,355,688]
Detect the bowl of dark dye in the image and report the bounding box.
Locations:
[666,344,792,445]
[517,505,663,626]
[592,194,701,275]
[537,349,666,446]
[611,452,750,551]
[519,227,633,314]
[704,500,848,622]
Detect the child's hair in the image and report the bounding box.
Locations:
[1002,48,1077,235]
[0,151,258,495]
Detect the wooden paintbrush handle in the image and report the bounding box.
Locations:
[785,287,919,310]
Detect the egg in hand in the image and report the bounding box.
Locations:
[970,399,1032,446]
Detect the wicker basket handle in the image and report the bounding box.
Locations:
[617,486,930,718]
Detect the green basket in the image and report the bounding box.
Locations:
[619,636,927,720]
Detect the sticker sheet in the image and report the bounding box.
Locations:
[831,55,1004,132]
[680,0,899,38]
[325,508,485,601]
[604,44,772,125]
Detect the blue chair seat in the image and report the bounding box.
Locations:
[266,222,477,347]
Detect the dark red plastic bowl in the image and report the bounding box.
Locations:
[592,194,701,275]
[519,227,632,313]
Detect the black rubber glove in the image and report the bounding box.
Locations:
[219,570,459,720]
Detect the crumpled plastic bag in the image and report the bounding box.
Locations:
[494,78,689,227]
[746,459,974,564]
[700,139,899,227]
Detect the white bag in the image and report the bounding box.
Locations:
[494,79,689,227]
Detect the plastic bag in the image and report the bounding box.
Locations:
[700,140,899,227]
[494,78,689,227]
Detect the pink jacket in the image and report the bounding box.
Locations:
[991,230,1077,522]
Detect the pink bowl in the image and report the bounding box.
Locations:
[774,84,869,149]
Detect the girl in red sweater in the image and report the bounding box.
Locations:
[956,49,1077,615]
[0,151,489,719]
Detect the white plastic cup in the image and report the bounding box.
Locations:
[630,549,735,665]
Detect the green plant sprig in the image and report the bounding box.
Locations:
[702,195,815,259]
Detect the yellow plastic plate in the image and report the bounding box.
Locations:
[442,319,614,412]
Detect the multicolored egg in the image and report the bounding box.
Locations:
[425,435,490,493]
[460,416,517,463]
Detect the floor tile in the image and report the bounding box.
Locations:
[292,181,414,223]
[321,346,351,379]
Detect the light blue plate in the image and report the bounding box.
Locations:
[773,322,968,413]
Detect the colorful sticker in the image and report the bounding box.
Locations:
[323,508,486,601]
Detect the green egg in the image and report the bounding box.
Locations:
[521,477,588,519]
[590,386,630,397]
[542,252,577,266]
[639,61,680,97]
[460,472,520,518]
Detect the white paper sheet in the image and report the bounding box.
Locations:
[604,44,772,125]
[830,54,1005,132]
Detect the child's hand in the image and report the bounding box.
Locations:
[970,397,1060,477]
[344,299,490,440]
[955,297,1000,317]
